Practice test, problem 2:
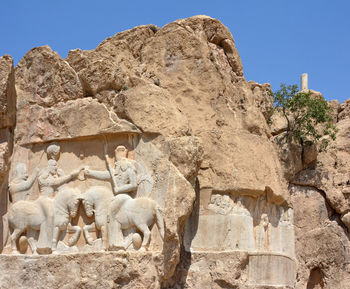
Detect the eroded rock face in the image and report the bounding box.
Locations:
[267,84,350,288]
[0,55,16,128]
[290,185,350,289]
[15,46,83,107]
[270,92,350,288]
[0,15,348,288]
[0,55,16,251]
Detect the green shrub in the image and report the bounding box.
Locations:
[270,83,338,150]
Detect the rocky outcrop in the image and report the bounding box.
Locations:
[268,92,350,288]
[0,55,16,250]
[290,185,350,289]
[65,15,287,202]
[0,15,348,289]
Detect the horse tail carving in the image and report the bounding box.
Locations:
[155,205,165,240]
[2,213,9,248]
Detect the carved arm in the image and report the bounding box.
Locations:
[9,168,39,193]
[85,169,111,180]
[39,168,82,187]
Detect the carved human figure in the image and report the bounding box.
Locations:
[38,159,81,197]
[286,208,294,226]
[83,144,164,250]
[85,145,137,195]
[256,213,269,251]
[2,163,38,253]
[35,159,83,254]
[46,143,65,175]
[84,145,139,249]
[279,207,293,225]
[9,163,39,202]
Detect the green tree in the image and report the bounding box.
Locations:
[270,83,338,150]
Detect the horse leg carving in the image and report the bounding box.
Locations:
[155,206,165,240]
[101,225,108,251]
[10,228,23,254]
[123,228,136,249]
[83,223,95,245]
[107,219,124,251]
[52,226,60,252]
[137,223,151,250]
[67,223,81,246]
[37,219,53,254]
[27,229,37,254]
[2,213,9,248]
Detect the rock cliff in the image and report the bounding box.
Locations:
[0,15,349,289]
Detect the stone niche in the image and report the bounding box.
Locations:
[1,133,168,255]
[185,190,296,287]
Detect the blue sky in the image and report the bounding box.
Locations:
[1,1,349,102]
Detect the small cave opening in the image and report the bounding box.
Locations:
[306,267,325,289]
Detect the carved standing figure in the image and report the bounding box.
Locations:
[85,144,137,195]
[256,213,269,251]
[9,163,39,202]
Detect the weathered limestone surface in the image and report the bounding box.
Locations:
[0,15,348,288]
[65,15,287,202]
[290,185,350,289]
[0,55,16,253]
[271,89,350,288]
[0,252,163,289]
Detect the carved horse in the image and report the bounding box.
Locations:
[80,186,112,250]
[81,186,164,251]
[52,188,82,252]
[4,188,81,254]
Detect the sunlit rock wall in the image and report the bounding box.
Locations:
[0,15,346,289]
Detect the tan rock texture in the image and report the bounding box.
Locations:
[0,15,349,288]
[0,55,16,252]
[290,185,350,289]
[65,15,287,202]
[272,91,350,288]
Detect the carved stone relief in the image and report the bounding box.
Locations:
[1,134,295,260]
[185,191,295,258]
[1,135,165,255]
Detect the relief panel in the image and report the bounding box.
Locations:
[185,191,295,258]
[1,134,166,255]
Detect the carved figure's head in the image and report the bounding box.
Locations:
[261,213,269,228]
[47,144,61,161]
[47,159,58,175]
[15,163,28,180]
[287,208,294,223]
[115,145,128,161]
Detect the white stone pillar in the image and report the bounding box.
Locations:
[300,73,308,90]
